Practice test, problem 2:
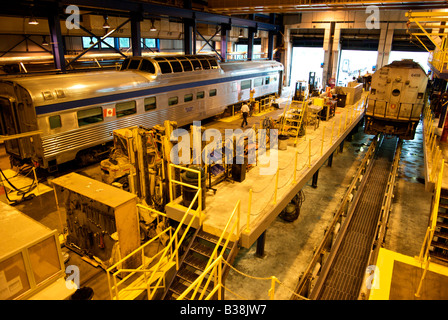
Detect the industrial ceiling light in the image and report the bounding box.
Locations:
[150,19,157,32]
[103,15,110,29]
[239,29,244,38]
[89,37,94,45]
[28,16,39,25]
[41,36,49,46]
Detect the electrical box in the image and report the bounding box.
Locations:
[52,173,140,269]
[0,202,73,300]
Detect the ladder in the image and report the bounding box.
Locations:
[430,189,448,263]
[281,99,308,144]
[163,227,239,300]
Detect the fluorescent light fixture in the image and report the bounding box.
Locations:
[103,16,110,29]
[28,16,39,25]
[42,36,49,46]
[150,19,157,32]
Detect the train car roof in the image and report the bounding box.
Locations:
[383,59,427,74]
[1,56,283,110]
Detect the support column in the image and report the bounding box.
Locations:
[331,25,341,88]
[322,22,336,87]
[327,152,334,168]
[47,8,66,73]
[131,13,142,57]
[312,170,319,188]
[376,23,393,69]
[183,18,196,55]
[220,23,231,62]
[247,26,257,61]
[256,231,266,257]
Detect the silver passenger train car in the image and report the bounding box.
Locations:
[365,59,428,140]
[0,55,283,171]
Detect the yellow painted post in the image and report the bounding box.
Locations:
[308,139,312,167]
[321,125,326,156]
[344,109,348,130]
[330,122,335,145]
[292,150,298,184]
[168,164,173,203]
[246,189,252,233]
[338,116,342,137]
[269,276,277,300]
[273,168,279,204]
[32,167,40,194]
[415,257,431,298]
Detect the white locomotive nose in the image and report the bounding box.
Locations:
[365,59,428,140]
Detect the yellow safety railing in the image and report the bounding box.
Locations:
[179,200,241,300]
[415,160,444,297]
[106,226,173,300]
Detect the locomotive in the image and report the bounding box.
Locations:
[0,55,283,171]
[365,59,428,140]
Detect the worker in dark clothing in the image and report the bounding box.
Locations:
[241,103,249,127]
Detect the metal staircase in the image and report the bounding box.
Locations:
[163,227,239,300]
[430,189,448,263]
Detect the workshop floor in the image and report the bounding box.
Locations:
[0,93,435,300]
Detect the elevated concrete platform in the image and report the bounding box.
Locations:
[369,248,448,300]
[166,93,368,248]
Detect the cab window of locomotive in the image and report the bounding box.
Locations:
[140,59,155,74]
[241,80,251,90]
[77,107,103,127]
[116,101,137,118]
[254,78,263,87]
[190,59,202,70]
[158,62,172,74]
[265,77,270,85]
[49,115,62,129]
[128,59,141,70]
[168,97,178,106]
[184,94,193,102]
[197,91,205,99]
[180,60,193,72]
[209,89,217,97]
[144,97,157,111]
[121,58,130,70]
[199,59,211,69]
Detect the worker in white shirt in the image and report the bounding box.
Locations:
[241,103,250,127]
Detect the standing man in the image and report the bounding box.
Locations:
[241,103,249,127]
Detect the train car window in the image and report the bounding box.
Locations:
[265,77,270,85]
[170,61,183,73]
[121,58,130,70]
[140,59,156,74]
[254,78,263,87]
[180,60,193,72]
[199,59,211,70]
[128,59,141,69]
[144,97,157,111]
[241,80,251,90]
[168,96,178,106]
[190,59,202,70]
[49,115,62,129]
[116,101,137,118]
[209,89,217,97]
[208,59,218,68]
[158,61,172,74]
[77,107,103,126]
[197,91,205,99]
[184,94,193,102]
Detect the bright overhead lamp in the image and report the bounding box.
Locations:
[41,36,49,46]
[28,16,39,25]
[150,19,157,32]
[103,15,110,29]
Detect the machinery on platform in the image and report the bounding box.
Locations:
[365,59,428,140]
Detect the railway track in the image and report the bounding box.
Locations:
[292,134,402,300]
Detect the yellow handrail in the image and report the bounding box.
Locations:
[106,226,173,300]
[191,200,241,300]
